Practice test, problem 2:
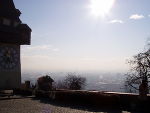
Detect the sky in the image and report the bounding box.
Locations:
[13,0,150,72]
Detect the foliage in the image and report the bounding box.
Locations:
[125,49,150,94]
[64,73,86,90]
[37,75,54,91]
[55,73,86,90]
[55,80,68,89]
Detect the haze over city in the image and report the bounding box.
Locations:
[1,1,150,113]
[13,0,150,72]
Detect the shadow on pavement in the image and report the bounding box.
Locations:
[0,95,34,100]
[32,97,140,113]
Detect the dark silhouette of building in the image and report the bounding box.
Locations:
[0,0,31,89]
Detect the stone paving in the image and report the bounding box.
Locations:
[0,96,136,113]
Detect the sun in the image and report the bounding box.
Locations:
[89,0,115,18]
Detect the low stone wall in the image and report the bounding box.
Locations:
[34,90,150,111]
[13,89,150,112]
[13,89,33,96]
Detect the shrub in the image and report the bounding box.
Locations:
[37,75,54,91]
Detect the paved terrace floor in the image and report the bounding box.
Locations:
[0,96,140,113]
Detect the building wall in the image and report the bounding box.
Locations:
[0,43,21,89]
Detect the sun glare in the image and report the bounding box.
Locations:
[90,0,115,18]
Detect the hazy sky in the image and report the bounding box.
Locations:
[13,0,150,72]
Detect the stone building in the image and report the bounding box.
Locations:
[0,0,31,89]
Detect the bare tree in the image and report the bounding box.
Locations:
[55,80,68,89]
[64,73,86,90]
[125,49,150,96]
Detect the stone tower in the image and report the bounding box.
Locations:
[0,0,31,89]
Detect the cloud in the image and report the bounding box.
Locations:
[22,45,60,52]
[24,45,52,51]
[52,48,60,52]
[21,44,60,56]
[21,55,59,71]
[109,19,124,24]
[148,15,150,17]
[81,57,97,61]
[21,55,129,72]
[129,14,144,20]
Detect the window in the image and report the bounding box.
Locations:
[3,18,11,26]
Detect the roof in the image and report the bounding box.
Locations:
[0,0,31,45]
[0,0,21,22]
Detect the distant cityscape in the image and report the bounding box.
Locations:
[22,71,127,92]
